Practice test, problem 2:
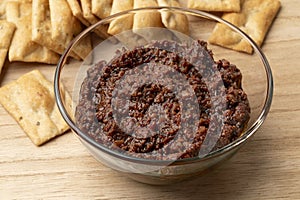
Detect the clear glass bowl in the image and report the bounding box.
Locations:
[54,7,273,185]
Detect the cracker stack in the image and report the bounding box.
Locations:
[0,0,191,72]
[6,2,60,64]
[0,0,282,71]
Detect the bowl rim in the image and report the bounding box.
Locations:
[54,6,273,166]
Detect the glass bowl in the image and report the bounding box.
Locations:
[54,7,273,185]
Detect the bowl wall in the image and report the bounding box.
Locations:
[55,7,273,184]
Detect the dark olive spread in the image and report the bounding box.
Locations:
[75,40,250,160]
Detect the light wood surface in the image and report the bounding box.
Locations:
[1,0,300,199]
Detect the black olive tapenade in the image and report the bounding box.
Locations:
[75,40,250,160]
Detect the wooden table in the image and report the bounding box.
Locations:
[1,1,299,199]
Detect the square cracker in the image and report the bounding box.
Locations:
[133,0,174,41]
[157,0,189,35]
[80,0,111,39]
[0,70,71,146]
[32,0,82,60]
[81,0,99,24]
[133,0,163,30]
[107,1,145,48]
[107,0,133,35]
[91,0,112,19]
[188,0,241,12]
[66,0,90,26]
[0,0,9,19]
[209,0,281,53]
[0,20,15,74]
[6,2,60,64]
[1,0,33,19]
[48,0,92,60]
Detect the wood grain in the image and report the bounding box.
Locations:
[1,0,300,199]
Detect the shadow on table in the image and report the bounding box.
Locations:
[147,140,271,200]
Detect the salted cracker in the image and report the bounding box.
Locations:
[81,0,100,24]
[49,0,92,60]
[0,20,15,74]
[92,0,112,19]
[188,0,241,12]
[48,0,81,49]
[32,0,83,59]
[0,0,9,19]
[6,2,60,64]
[209,0,281,53]
[78,0,111,40]
[32,0,67,56]
[1,0,34,19]
[0,70,71,146]
[66,0,90,26]
[157,0,189,35]
[107,0,133,35]
[106,0,145,47]
[132,0,169,41]
[133,0,163,30]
